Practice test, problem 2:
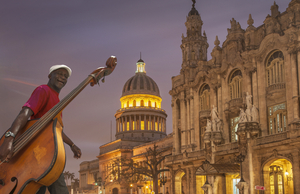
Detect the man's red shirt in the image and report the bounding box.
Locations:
[23,85,60,119]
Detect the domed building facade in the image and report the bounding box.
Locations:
[115,59,167,141]
[79,58,170,194]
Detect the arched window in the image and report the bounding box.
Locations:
[141,100,144,107]
[126,101,129,108]
[266,51,284,87]
[229,69,242,100]
[148,100,151,107]
[268,103,287,135]
[199,84,210,111]
[133,100,136,107]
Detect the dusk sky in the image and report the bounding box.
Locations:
[0,0,291,179]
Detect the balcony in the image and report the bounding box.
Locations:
[199,110,211,119]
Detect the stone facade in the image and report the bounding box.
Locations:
[80,1,300,194]
[79,59,169,194]
[167,0,300,194]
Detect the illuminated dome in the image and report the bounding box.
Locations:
[122,60,160,97]
[115,58,167,141]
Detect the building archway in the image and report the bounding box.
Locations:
[112,188,118,194]
[263,158,293,194]
[175,170,185,194]
[196,175,206,194]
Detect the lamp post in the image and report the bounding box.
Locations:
[236,153,246,183]
[103,181,106,194]
[130,183,133,194]
[160,176,167,194]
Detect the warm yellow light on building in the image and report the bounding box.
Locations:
[120,94,162,109]
[141,121,145,130]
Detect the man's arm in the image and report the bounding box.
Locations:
[0,107,33,162]
[62,132,81,159]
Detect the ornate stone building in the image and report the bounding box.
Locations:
[79,59,170,194]
[166,0,300,194]
[80,1,300,194]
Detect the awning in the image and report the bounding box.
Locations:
[196,161,240,175]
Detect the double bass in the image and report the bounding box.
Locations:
[0,56,117,194]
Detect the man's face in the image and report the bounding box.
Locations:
[48,68,69,92]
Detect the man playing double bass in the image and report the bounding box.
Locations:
[0,65,82,194]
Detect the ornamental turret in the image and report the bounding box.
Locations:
[181,0,209,69]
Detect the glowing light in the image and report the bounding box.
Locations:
[120,94,162,109]
[141,121,144,130]
[285,171,289,176]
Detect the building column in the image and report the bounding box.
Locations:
[139,114,141,130]
[291,53,300,121]
[292,152,300,194]
[125,116,128,131]
[149,115,152,130]
[153,116,159,131]
[121,117,124,132]
[190,95,195,144]
[193,89,200,150]
[173,100,180,154]
[129,116,132,131]
[116,118,119,133]
[134,115,137,130]
[186,168,190,194]
[190,167,196,194]
[187,98,191,145]
[252,70,258,108]
[180,98,187,147]
[163,118,166,133]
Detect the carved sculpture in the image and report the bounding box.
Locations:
[239,109,248,123]
[241,92,259,123]
[206,119,211,132]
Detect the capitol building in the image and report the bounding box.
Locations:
[79,1,300,194]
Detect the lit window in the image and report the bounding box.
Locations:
[268,103,286,134]
[141,121,144,130]
[231,116,240,142]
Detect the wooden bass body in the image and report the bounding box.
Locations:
[0,118,66,194]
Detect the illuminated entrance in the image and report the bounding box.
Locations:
[175,171,185,194]
[263,158,293,194]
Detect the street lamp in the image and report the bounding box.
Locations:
[285,171,293,182]
[160,176,167,194]
[130,183,133,194]
[236,153,246,182]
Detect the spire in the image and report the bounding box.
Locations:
[271,1,280,17]
[136,53,146,73]
[189,0,199,16]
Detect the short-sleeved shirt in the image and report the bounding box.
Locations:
[23,85,60,120]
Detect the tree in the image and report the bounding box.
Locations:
[63,171,71,185]
[109,144,170,194]
[70,172,75,183]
